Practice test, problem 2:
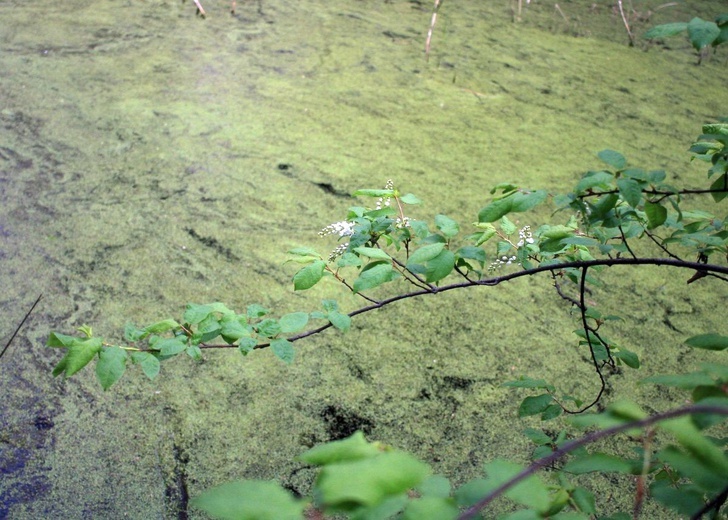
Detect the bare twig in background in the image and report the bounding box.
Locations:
[425,0,443,61]
[0,294,42,362]
[617,0,635,46]
[554,3,569,24]
[192,0,206,17]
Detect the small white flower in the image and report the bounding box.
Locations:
[517,225,534,247]
[328,242,349,262]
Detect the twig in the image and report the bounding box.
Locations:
[617,0,635,46]
[458,403,728,520]
[424,0,443,61]
[0,294,42,362]
[192,0,206,17]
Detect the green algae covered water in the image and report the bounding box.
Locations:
[0,0,727,517]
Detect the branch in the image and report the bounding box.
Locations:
[458,403,728,520]
[199,257,728,350]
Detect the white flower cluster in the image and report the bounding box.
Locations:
[327,242,349,262]
[375,179,394,210]
[318,220,355,238]
[489,255,519,271]
[517,225,535,247]
[395,216,411,229]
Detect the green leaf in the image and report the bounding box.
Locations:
[563,453,634,474]
[435,214,460,238]
[271,338,294,364]
[353,262,394,293]
[571,487,596,514]
[191,480,304,520]
[220,318,251,341]
[417,475,452,498]
[651,479,705,516]
[644,201,667,229]
[455,246,486,267]
[483,460,550,513]
[328,310,352,332]
[353,247,391,261]
[598,149,626,170]
[657,445,728,491]
[687,17,720,51]
[142,319,180,337]
[293,260,326,291]
[642,372,715,389]
[402,496,458,520]
[613,348,640,368]
[408,243,445,265]
[541,404,563,421]
[660,416,728,476]
[518,394,554,418]
[52,337,103,378]
[315,451,430,511]
[644,22,688,39]
[238,337,258,355]
[616,177,642,207]
[47,332,83,348]
[246,304,269,319]
[710,173,727,202]
[399,193,422,205]
[256,319,281,338]
[279,312,309,334]
[95,346,127,390]
[184,303,212,324]
[478,190,547,222]
[522,428,552,446]
[685,333,728,351]
[575,171,615,194]
[423,249,455,283]
[155,337,188,357]
[132,351,161,380]
[298,431,382,465]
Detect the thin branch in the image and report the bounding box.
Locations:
[551,272,580,307]
[458,404,728,520]
[644,229,682,261]
[579,187,728,200]
[391,256,436,291]
[691,482,728,520]
[618,225,637,259]
[569,266,606,413]
[0,294,42,362]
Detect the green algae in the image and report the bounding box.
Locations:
[0,0,726,517]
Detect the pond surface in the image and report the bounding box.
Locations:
[0,0,726,517]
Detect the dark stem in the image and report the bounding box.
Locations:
[458,404,728,520]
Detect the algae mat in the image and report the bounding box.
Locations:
[0,0,726,517]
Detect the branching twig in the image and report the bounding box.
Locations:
[458,403,728,520]
[198,257,728,350]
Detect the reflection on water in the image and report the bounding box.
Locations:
[0,0,725,517]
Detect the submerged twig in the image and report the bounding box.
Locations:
[0,294,42,362]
